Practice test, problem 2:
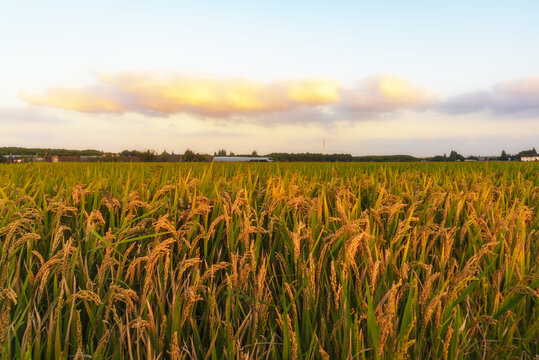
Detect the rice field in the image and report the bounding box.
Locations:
[0,162,537,359]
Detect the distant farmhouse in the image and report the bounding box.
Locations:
[213,156,271,162]
[521,155,539,162]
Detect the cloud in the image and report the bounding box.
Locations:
[21,73,341,117]
[20,72,439,120]
[19,85,127,114]
[18,72,539,121]
[339,76,437,112]
[440,77,539,114]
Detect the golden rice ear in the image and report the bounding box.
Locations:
[1,162,536,359]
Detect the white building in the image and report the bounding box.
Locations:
[521,155,539,162]
[213,156,271,162]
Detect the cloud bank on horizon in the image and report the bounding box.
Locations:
[19,72,539,122]
[439,77,539,115]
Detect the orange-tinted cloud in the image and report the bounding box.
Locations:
[340,76,437,112]
[19,86,125,114]
[98,73,341,116]
[21,73,341,117]
[19,73,441,120]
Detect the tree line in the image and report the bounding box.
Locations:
[1,147,536,163]
[0,147,102,156]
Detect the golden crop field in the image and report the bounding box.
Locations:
[0,162,537,359]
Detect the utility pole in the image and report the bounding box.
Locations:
[322,137,326,155]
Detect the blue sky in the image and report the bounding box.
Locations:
[1,0,538,155]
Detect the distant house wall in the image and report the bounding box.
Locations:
[521,155,539,162]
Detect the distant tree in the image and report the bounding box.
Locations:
[182,149,211,162]
[229,152,235,156]
[500,150,509,161]
[141,150,157,162]
[448,150,465,161]
[251,150,258,156]
[121,150,145,158]
[183,149,196,162]
[518,148,537,156]
[430,155,447,162]
[0,147,101,157]
[217,149,227,156]
[354,154,417,162]
[161,150,169,156]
